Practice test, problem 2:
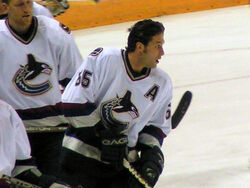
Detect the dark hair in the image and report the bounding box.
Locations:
[2,0,9,4]
[126,19,165,53]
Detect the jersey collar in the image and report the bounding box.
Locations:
[122,50,151,81]
[0,14,8,20]
[5,16,38,45]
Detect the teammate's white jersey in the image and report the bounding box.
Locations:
[0,100,31,176]
[0,16,82,127]
[61,47,172,163]
[33,2,53,18]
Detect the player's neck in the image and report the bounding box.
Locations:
[128,52,144,73]
[8,17,33,35]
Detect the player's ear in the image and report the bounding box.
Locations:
[136,42,145,55]
[2,2,8,12]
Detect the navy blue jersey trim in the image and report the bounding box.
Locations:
[121,50,151,81]
[15,157,36,166]
[139,125,166,146]
[65,126,101,148]
[59,78,71,88]
[62,102,97,117]
[5,16,38,45]
[16,102,63,120]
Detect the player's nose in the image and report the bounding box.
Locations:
[160,47,165,56]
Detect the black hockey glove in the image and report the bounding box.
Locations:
[15,168,70,188]
[100,130,128,171]
[0,179,10,188]
[128,146,164,188]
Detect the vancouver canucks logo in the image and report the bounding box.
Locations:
[101,91,139,131]
[12,54,52,96]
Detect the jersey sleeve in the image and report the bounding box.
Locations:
[10,107,31,160]
[138,83,173,148]
[57,29,83,86]
[0,102,31,176]
[62,52,104,128]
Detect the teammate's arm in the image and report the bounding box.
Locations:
[8,102,69,188]
[57,23,83,88]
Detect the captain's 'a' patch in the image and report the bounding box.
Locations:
[144,84,159,102]
[90,48,103,56]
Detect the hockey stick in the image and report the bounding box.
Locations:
[123,91,192,188]
[171,90,193,129]
[123,159,152,188]
[26,126,67,133]
[0,173,41,188]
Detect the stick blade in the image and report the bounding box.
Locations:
[172,91,193,129]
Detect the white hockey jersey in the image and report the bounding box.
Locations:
[0,16,82,127]
[61,47,172,165]
[33,2,53,18]
[0,100,31,176]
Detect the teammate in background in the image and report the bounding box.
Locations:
[0,0,66,19]
[59,19,172,188]
[0,100,70,187]
[0,0,8,18]
[40,0,69,17]
[33,1,53,18]
[0,0,82,178]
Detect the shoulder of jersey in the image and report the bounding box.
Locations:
[33,2,53,18]
[37,15,71,34]
[33,1,40,8]
[89,47,121,57]
[86,47,122,70]
[152,67,172,85]
[0,99,12,112]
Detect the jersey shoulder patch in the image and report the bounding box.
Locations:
[59,23,71,34]
[90,47,103,56]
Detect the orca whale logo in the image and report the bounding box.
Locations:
[12,54,52,96]
[101,91,139,131]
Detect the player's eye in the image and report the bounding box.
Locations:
[155,44,161,48]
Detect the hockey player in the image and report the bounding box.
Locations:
[0,0,64,19]
[33,1,53,18]
[39,0,69,17]
[0,99,70,187]
[59,19,172,188]
[0,100,32,178]
[0,0,82,177]
[0,0,7,18]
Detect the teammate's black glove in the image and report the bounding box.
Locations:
[100,130,128,171]
[15,168,70,188]
[128,146,164,188]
